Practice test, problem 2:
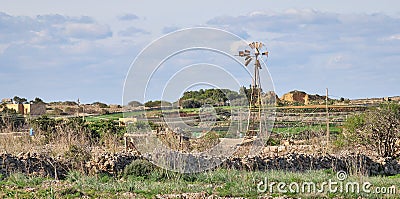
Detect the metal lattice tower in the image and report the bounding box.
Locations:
[238,42,268,137]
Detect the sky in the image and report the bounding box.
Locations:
[0,0,399,104]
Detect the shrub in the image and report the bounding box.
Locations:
[180,99,201,109]
[266,137,279,146]
[92,102,109,108]
[128,101,143,107]
[64,144,91,171]
[144,100,172,108]
[343,103,400,157]
[126,121,151,133]
[123,159,155,178]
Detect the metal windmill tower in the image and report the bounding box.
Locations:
[238,42,269,137]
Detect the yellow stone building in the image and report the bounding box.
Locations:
[5,103,46,115]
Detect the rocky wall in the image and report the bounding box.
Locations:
[1,150,400,178]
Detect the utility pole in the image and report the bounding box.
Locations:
[326,88,330,143]
[83,105,85,121]
[77,98,80,118]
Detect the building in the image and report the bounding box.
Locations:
[5,103,46,115]
[1,98,12,103]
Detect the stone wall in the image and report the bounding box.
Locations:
[71,150,400,176]
[223,153,400,176]
[1,150,400,178]
[0,152,69,179]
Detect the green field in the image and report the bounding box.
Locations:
[1,168,398,198]
[272,124,342,135]
[85,111,144,122]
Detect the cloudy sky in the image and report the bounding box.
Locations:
[1,0,399,104]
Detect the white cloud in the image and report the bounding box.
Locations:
[326,55,353,69]
[207,9,400,98]
[162,26,180,34]
[0,12,112,44]
[118,13,139,21]
[0,44,9,54]
[0,8,399,103]
[63,23,112,39]
[118,26,149,37]
[380,34,400,41]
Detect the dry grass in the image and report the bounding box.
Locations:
[0,133,40,154]
[0,126,91,158]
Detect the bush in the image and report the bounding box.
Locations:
[123,159,155,178]
[64,144,91,171]
[126,121,151,133]
[343,103,400,157]
[181,99,201,109]
[144,100,171,108]
[87,120,124,143]
[127,101,143,107]
[266,137,279,146]
[92,102,109,108]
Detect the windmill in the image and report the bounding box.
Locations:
[238,42,269,137]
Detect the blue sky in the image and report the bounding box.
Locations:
[1,0,399,104]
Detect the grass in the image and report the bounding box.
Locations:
[85,112,132,122]
[1,169,399,198]
[272,123,341,135]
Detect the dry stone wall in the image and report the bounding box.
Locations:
[1,150,400,178]
[0,152,69,179]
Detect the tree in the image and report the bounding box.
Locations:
[179,88,235,107]
[144,100,171,108]
[239,86,251,102]
[63,101,78,106]
[30,115,58,139]
[13,96,27,104]
[31,97,45,104]
[87,120,124,142]
[0,106,25,132]
[181,99,201,109]
[92,101,109,108]
[344,103,400,157]
[128,100,143,107]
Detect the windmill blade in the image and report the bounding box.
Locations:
[245,56,251,61]
[244,58,252,66]
[239,51,244,57]
[262,51,269,57]
[249,42,255,49]
[258,42,263,49]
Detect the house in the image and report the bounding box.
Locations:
[5,103,46,115]
[1,98,12,103]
